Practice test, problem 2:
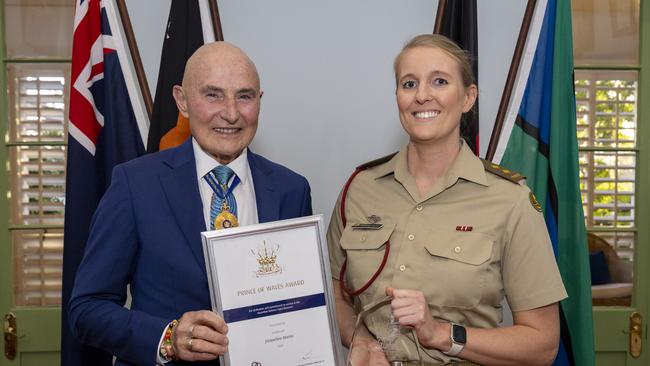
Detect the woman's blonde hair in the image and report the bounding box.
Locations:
[393,34,475,88]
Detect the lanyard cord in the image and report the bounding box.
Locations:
[338,167,391,298]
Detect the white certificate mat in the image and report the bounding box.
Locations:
[202,215,344,366]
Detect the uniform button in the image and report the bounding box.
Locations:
[454,246,462,253]
[399,264,406,271]
[416,204,423,211]
[408,234,415,241]
[360,235,366,242]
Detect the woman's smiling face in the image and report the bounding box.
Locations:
[395,46,477,147]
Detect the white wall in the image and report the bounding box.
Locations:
[124,0,169,94]
[126,0,526,223]
[477,0,527,157]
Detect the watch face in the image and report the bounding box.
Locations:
[452,324,467,344]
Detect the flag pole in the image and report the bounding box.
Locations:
[115,0,153,119]
[433,0,447,34]
[208,0,224,41]
[485,0,537,161]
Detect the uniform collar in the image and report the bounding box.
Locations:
[192,138,251,185]
[372,140,488,202]
[371,151,401,179]
[446,140,488,187]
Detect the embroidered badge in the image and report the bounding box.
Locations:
[529,192,542,212]
[352,215,383,230]
[455,225,473,232]
[367,215,381,224]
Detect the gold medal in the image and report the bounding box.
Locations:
[214,200,239,229]
[215,211,239,229]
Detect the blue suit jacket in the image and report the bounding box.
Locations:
[69,140,312,365]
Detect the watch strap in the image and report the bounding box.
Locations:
[445,341,464,357]
[443,323,466,357]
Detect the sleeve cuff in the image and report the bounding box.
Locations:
[156,326,171,364]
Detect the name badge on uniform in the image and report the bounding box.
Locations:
[351,223,383,230]
[352,215,383,230]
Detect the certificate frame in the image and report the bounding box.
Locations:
[202,214,344,366]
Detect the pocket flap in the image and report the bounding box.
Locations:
[340,222,395,250]
[424,231,494,265]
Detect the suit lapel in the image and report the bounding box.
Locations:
[159,140,206,267]
[248,150,280,223]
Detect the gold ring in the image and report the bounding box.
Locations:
[189,325,195,338]
[187,337,193,351]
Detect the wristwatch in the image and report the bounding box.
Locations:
[444,323,467,356]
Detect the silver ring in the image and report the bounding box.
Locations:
[189,325,195,338]
[187,337,193,351]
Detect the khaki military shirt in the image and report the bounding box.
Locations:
[327,142,568,363]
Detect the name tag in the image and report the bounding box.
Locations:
[351,223,383,230]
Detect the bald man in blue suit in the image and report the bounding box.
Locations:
[69,42,312,365]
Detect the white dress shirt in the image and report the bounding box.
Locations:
[192,138,259,229]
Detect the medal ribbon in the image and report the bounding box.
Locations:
[204,171,241,200]
[204,168,241,229]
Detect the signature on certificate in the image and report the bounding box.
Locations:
[299,350,314,361]
[298,350,326,365]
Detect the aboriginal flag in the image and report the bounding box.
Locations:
[146,0,205,152]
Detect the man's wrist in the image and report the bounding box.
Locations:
[159,319,178,362]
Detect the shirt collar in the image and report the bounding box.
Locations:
[372,140,488,187]
[446,140,488,187]
[192,138,251,184]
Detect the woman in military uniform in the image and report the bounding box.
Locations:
[327,34,567,366]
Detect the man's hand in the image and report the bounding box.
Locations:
[172,310,229,361]
[348,336,390,366]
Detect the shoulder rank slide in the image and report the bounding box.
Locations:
[480,159,525,184]
[529,192,543,212]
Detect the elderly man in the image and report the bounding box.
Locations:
[69,42,312,365]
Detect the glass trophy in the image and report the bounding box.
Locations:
[346,297,423,366]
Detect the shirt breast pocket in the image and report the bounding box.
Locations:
[339,222,395,292]
[423,230,495,309]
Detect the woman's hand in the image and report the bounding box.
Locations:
[172,310,229,361]
[386,287,447,350]
[348,336,390,366]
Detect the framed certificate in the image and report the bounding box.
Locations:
[202,215,344,366]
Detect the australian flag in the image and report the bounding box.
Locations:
[61,1,146,364]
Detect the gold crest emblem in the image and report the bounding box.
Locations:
[251,241,282,277]
[529,192,542,212]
